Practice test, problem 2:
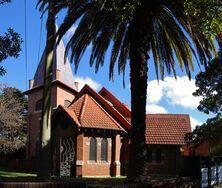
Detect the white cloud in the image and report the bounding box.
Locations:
[73,76,101,91]
[147,80,164,104]
[190,116,202,130]
[146,104,168,114]
[147,76,202,109]
[63,25,78,41]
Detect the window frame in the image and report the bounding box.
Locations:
[35,99,43,111]
[100,138,108,162]
[89,137,97,162]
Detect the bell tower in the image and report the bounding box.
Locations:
[24,39,78,159]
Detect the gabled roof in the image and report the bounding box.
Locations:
[32,39,77,90]
[52,85,191,145]
[70,85,130,132]
[99,87,131,119]
[53,85,130,132]
[69,94,125,131]
[53,105,80,127]
[146,114,191,145]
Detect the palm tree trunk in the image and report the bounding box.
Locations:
[38,0,55,178]
[127,23,150,183]
[126,2,151,182]
[127,48,149,182]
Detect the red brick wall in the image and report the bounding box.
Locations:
[82,135,112,176]
[27,85,76,158]
[75,133,122,177]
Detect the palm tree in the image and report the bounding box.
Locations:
[38,0,215,181]
[56,0,215,181]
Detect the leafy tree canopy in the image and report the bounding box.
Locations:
[0,83,27,154]
[0,1,22,76]
[185,116,222,147]
[0,0,11,4]
[0,28,22,76]
[184,0,222,37]
[193,53,222,116]
[187,54,222,147]
[209,144,222,157]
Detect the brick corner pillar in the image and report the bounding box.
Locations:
[112,134,122,176]
[76,133,84,177]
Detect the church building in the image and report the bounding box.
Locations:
[24,39,192,177]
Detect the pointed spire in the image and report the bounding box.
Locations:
[32,37,76,90]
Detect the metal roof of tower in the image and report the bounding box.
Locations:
[32,39,76,90]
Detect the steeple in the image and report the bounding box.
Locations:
[32,39,76,90]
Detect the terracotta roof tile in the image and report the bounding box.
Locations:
[146,114,191,145]
[99,87,131,118]
[69,93,125,131]
[63,108,80,126]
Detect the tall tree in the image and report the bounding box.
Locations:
[186,116,222,146]
[57,0,215,181]
[38,0,216,181]
[184,0,222,49]
[37,0,68,178]
[0,84,27,155]
[36,0,55,178]
[193,53,222,116]
[0,0,22,76]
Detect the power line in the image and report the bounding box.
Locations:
[24,0,28,90]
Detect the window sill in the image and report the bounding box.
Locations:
[87,160,110,165]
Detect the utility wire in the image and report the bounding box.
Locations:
[24,0,28,90]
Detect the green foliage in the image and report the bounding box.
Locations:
[193,52,222,116]
[55,0,215,81]
[184,0,222,37]
[0,84,27,154]
[209,145,222,157]
[0,28,22,76]
[185,116,222,147]
[112,0,142,22]
[0,1,22,76]
[0,0,11,4]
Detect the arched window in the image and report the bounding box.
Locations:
[64,100,71,108]
[101,138,108,161]
[89,137,97,161]
[35,99,43,111]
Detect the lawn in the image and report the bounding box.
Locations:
[0,168,36,178]
[0,169,198,187]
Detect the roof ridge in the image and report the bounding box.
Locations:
[88,95,125,131]
[69,84,130,132]
[79,94,88,124]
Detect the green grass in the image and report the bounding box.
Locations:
[0,168,36,178]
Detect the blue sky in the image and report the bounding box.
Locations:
[0,0,215,129]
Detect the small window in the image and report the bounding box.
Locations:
[64,100,71,108]
[156,148,162,163]
[101,138,108,161]
[89,137,97,161]
[35,99,43,111]
[147,148,152,163]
